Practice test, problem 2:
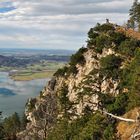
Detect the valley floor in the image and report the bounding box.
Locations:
[0,61,65,81]
[10,70,55,81]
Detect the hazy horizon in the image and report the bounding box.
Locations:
[0,47,76,51]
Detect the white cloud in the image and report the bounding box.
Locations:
[0,0,133,50]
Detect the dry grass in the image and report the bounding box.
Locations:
[117,108,140,140]
[116,26,140,40]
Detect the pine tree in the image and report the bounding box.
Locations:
[20,113,28,130]
[12,112,21,133]
[3,112,21,139]
[0,112,4,139]
[129,0,140,30]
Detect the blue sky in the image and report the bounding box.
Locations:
[0,0,134,50]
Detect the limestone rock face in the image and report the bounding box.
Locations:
[17,48,120,140]
[18,78,57,140]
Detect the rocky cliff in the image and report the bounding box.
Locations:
[18,23,140,140]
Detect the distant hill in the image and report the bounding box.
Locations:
[0,54,70,67]
[0,55,29,67]
[0,48,75,57]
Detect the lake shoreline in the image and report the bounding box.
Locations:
[0,72,49,117]
[0,69,54,81]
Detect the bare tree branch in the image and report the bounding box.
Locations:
[103,111,136,122]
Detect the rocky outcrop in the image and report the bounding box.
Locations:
[17,45,121,140]
[18,23,138,139]
[17,78,57,140]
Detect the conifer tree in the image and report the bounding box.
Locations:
[0,112,4,139]
[3,112,21,139]
[129,0,140,30]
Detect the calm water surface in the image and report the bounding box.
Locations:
[0,72,49,117]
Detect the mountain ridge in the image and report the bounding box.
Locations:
[18,23,140,140]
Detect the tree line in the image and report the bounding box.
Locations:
[0,112,27,140]
[128,0,140,30]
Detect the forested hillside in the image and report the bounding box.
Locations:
[15,22,140,140]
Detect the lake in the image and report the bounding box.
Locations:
[0,72,49,117]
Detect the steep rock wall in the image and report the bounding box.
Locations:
[17,47,120,140]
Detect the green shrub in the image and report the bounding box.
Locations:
[77,87,94,101]
[103,124,115,140]
[99,93,115,107]
[87,23,114,47]
[100,54,122,79]
[99,93,129,115]
[54,66,68,77]
[70,47,87,66]
[118,48,140,111]
[67,65,78,75]
[125,48,140,110]
[47,113,116,140]
[93,23,115,33]
[59,84,72,117]
[110,93,128,115]
[3,112,21,138]
[54,47,87,76]
[88,28,99,39]
[65,47,87,75]
[109,31,127,46]
[95,34,112,53]
[118,39,139,57]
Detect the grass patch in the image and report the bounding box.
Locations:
[10,71,55,81]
